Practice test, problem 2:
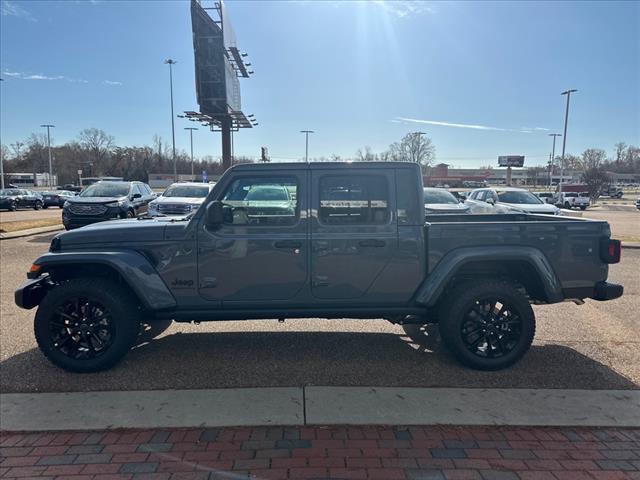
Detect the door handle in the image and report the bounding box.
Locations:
[274,240,302,249]
[358,239,386,247]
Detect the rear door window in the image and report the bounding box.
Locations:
[318,175,390,225]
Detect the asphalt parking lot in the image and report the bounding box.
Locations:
[1,220,638,394]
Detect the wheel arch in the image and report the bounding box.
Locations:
[414,246,563,307]
[33,251,176,311]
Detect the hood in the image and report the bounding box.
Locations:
[424,203,470,213]
[152,196,206,205]
[67,196,127,204]
[54,217,186,247]
[501,202,558,214]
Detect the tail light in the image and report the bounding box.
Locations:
[600,238,621,264]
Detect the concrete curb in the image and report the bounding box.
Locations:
[622,242,640,249]
[0,224,63,240]
[2,387,639,432]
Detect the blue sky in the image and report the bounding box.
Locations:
[1,0,638,167]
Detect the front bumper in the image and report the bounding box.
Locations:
[62,209,123,228]
[15,276,51,309]
[592,281,624,301]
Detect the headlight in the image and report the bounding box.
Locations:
[104,201,124,207]
[148,202,158,210]
[63,201,71,208]
[190,204,200,210]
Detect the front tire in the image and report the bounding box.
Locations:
[580,206,587,210]
[34,200,43,210]
[438,280,535,371]
[564,202,571,209]
[34,278,141,372]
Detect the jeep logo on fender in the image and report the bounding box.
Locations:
[171,278,194,288]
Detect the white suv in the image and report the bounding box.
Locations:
[466,187,561,215]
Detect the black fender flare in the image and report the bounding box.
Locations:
[32,251,176,310]
[414,246,563,306]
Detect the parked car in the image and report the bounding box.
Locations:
[554,191,589,210]
[16,162,623,373]
[601,185,623,199]
[58,184,83,193]
[0,189,43,211]
[147,182,214,216]
[423,188,470,214]
[41,190,76,208]
[62,181,155,230]
[534,192,554,204]
[466,187,561,215]
[636,196,640,210]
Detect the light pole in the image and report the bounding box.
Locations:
[184,127,198,178]
[40,124,55,187]
[548,133,562,188]
[164,59,177,181]
[300,130,314,162]
[559,89,577,192]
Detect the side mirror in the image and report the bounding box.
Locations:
[132,193,142,200]
[486,197,495,205]
[206,201,224,228]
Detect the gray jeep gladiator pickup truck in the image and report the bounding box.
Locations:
[15,162,623,372]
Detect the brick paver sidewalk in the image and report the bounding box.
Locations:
[1,426,639,480]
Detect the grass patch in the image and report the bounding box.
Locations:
[0,218,62,233]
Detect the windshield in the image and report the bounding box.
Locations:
[163,185,210,198]
[424,189,458,204]
[80,183,130,198]
[497,191,543,204]
[245,186,289,201]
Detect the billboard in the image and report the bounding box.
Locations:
[498,155,525,167]
[191,0,241,116]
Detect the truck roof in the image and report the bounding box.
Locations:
[229,161,420,171]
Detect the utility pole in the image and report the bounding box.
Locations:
[164,59,177,181]
[559,89,577,192]
[40,124,55,187]
[300,130,314,162]
[184,127,198,178]
[548,133,562,188]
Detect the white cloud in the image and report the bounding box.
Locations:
[1,70,87,83]
[1,0,36,21]
[394,117,545,134]
[103,80,123,86]
[372,0,434,18]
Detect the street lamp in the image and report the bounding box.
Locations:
[548,133,562,187]
[164,59,177,181]
[184,127,198,178]
[300,130,314,162]
[40,124,55,187]
[559,89,578,192]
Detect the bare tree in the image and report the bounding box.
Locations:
[581,167,610,203]
[581,148,607,170]
[78,128,115,173]
[10,141,24,161]
[614,142,627,164]
[388,133,435,167]
[356,146,375,162]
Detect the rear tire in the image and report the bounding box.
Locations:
[580,206,586,210]
[34,200,43,210]
[564,202,571,209]
[8,201,17,211]
[34,278,141,372]
[438,280,535,370]
[43,205,49,209]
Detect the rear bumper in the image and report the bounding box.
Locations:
[14,276,51,309]
[592,281,624,301]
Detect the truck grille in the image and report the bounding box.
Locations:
[69,204,108,216]
[158,203,191,215]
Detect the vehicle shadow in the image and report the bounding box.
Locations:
[0,329,636,393]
